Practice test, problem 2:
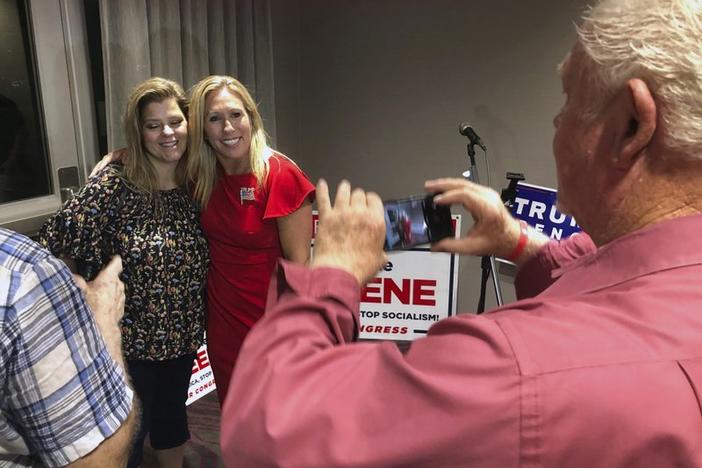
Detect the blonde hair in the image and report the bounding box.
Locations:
[122,77,189,192]
[576,0,702,156]
[187,75,269,207]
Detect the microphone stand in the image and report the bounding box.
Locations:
[463,141,504,313]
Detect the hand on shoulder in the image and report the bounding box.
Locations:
[89,148,127,179]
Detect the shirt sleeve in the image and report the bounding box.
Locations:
[514,232,596,299]
[39,165,122,279]
[2,253,133,466]
[220,261,522,467]
[262,155,315,220]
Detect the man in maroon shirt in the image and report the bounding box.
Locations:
[221,0,702,466]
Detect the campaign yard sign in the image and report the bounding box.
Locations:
[511,182,581,239]
[186,344,216,405]
[359,246,459,340]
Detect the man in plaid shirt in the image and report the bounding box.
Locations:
[0,227,136,466]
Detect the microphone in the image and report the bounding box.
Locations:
[458,122,487,151]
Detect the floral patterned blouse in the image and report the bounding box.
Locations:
[40,164,209,361]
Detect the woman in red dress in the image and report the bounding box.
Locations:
[187,76,315,405]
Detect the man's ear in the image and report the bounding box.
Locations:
[619,78,657,166]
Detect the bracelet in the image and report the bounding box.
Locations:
[506,220,529,262]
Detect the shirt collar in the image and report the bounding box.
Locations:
[543,213,702,297]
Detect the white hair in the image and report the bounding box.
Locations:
[577,0,702,157]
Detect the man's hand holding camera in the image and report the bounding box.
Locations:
[426,178,548,265]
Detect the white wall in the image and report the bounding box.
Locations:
[271,0,588,312]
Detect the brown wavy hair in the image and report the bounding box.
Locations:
[122,77,189,193]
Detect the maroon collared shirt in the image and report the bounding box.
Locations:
[222,215,702,467]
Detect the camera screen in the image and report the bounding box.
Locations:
[383,196,431,250]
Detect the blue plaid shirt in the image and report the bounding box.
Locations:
[0,228,133,466]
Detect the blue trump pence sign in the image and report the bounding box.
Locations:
[511,182,581,240]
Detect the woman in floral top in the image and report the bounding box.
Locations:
[40,77,208,468]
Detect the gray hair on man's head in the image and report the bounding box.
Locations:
[576,0,702,157]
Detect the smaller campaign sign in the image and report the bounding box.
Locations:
[186,344,216,406]
[359,244,459,341]
[512,182,581,240]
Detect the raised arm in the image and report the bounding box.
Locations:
[424,177,550,266]
[425,177,596,297]
[220,180,521,466]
